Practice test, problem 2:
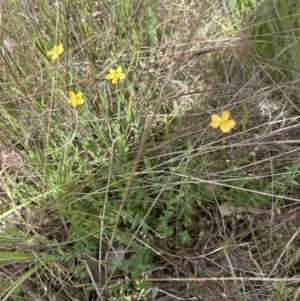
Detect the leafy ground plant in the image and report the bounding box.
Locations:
[1,0,300,300]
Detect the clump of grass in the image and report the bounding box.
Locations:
[1,0,300,300]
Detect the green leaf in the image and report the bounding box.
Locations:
[179,230,193,247]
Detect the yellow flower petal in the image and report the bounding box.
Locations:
[210,114,221,128]
[119,73,125,80]
[221,110,230,122]
[47,44,64,60]
[220,120,236,133]
[47,50,58,60]
[105,74,114,80]
[210,111,236,133]
[67,91,84,108]
[227,119,236,128]
[211,114,221,122]
[69,91,75,98]
[105,66,125,84]
[76,92,83,99]
[57,44,64,55]
[68,100,75,107]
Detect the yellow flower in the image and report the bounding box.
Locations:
[47,44,64,60]
[210,110,236,133]
[105,66,125,84]
[67,91,84,108]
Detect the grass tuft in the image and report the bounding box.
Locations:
[1,0,300,300]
